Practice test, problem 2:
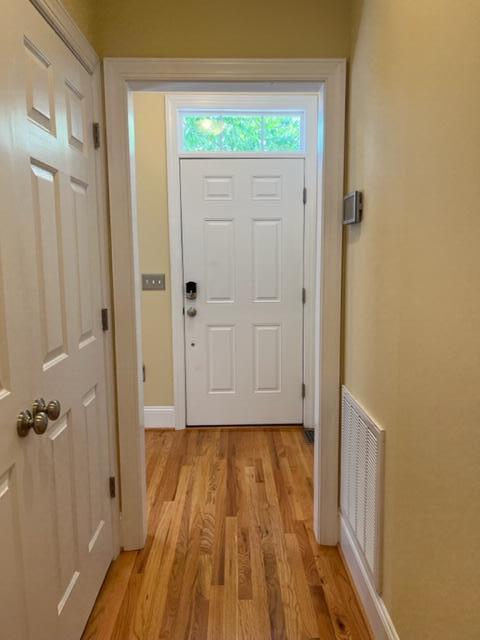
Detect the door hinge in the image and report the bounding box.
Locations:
[303,187,307,204]
[101,307,109,331]
[142,364,146,383]
[93,122,101,149]
[109,476,116,499]
[302,287,306,304]
[302,383,306,398]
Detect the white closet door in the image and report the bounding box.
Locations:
[0,2,113,638]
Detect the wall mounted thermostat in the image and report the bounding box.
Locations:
[343,191,363,225]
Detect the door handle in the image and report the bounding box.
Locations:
[17,399,62,438]
[32,412,49,435]
[186,307,197,317]
[17,410,34,438]
[16,409,48,437]
[46,400,61,420]
[32,397,47,416]
[33,398,61,421]
[31,397,49,433]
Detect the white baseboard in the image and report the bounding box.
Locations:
[144,406,175,428]
[340,515,400,640]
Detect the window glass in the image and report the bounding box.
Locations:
[263,115,302,152]
[181,111,303,153]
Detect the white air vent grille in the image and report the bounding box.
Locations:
[341,386,385,592]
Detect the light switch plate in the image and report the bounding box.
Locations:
[142,273,166,291]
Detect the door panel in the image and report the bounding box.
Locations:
[204,219,235,302]
[252,218,282,301]
[71,178,95,347]
[181,158,304,425]
[25,37,56,133]
[207,325,236,393]
[65,82,86,151]
[254,324,282,392]
[30,162,68,368]
[0,468,29,640]
[0,1,113,638]
[47,414,80,615]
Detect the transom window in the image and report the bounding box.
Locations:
[180,110,304,153]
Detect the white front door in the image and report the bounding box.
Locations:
[0,2,113,639]
[181,158,304,425]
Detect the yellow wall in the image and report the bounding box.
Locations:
[61,0,96,45]
[346,1,480,638]
[133,93,174,407]
[92,0,350,58]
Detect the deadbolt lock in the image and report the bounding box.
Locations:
[185,281,197,300]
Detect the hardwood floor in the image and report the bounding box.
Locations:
[82,428,371,639]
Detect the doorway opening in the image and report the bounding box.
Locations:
[104,60,346,550]
[131,90,320,431]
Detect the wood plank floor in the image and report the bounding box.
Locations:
[82,428,371,640]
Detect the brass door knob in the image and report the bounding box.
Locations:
[17,410,34,438]
[17,398,61,438]
[33,398,61,421]
[46,400,61,421]
[17,408,49,437]
[32,412,49,435]
[32,397,47,416]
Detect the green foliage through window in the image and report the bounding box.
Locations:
[182,112,303,152]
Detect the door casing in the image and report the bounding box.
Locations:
[104,59,346,551]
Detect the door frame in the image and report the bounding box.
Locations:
[104,58,346,550]
[165,93,318,429]
[28,0,121,557]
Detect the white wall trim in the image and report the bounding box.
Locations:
[312,59,346,545]
[104,58,346,549]
[340,515,400,640]
[29,0,98,73]
[144,406,176,428]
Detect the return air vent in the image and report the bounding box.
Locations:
[340,386,385,593]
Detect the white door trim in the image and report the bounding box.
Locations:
[92,71,122,559]
[29,0,98,73]
[164,93,318,431]
[104,58,346,549]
